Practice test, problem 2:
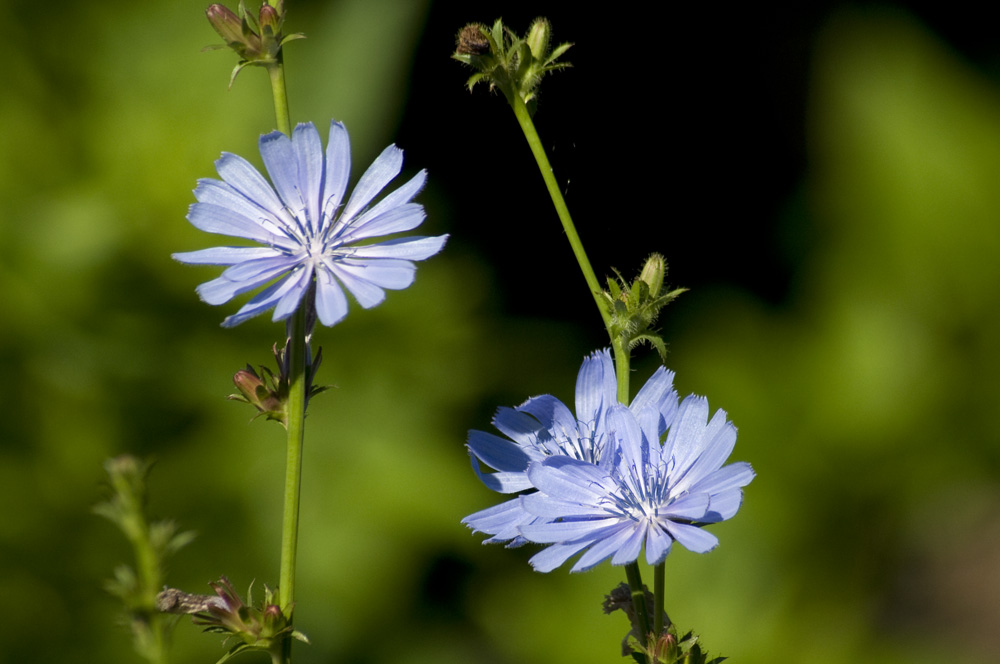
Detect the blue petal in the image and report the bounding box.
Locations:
[324,260,386,308]
[674,424,740,495]
[517,395,578,445]
[194,257,298,305]
[220,272,300,327]
[338,258,416,290]
[272,264,314,320]
[222,254,302,283]
[670,406,734,495]
[292,123,324,234]
[574,349,615,429]
[574,522,642,572]
[630,366,678,433]
[663,395,710,475]
[194,179,290,237]
[340,144,403,223]
[492,406,545,446]
[661,492,710,521]
[607,405,646,476]
[701,488,744,522]
[321,120,351,227]
[173,246,280,265]
[527,540,594,573]
[214,152,290,225]
[462,497,533,546]
[341,171,427,239]
[519,517,622,544]
[643,525,674,565]
[467,429,533,474]
[314,267,349,326]
[686,462,755,502]
[336,204,427,244]
[187,202,290,247]
[259,129,308,234]
[519,491,609,519]
[664,521,718,554]
[526,456,615,505]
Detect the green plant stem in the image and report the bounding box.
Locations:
[508,94,612,334]
[112,471,168,664]
[268,64,291,136]
[654,562,668,637]
[509,89,656,658]
[508,89,668,660]
[267,59,301,664]
[279,305,307,609]
[625,562,652,657]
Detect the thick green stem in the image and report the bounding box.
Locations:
[279,304,307,611]
[277,304,307,664]
[267,58,300,664]
[653,562,669,637]
[625,562,652,657]
[268,64,292,136]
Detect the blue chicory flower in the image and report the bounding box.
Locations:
[173,120,447,327]
[462,348,678,545]
[517,395,755,572]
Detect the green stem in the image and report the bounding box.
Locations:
[507,89,658,661]
[653,562,669,637]
[508,94,612,334]
[268,64,292,136]
[279,305,307,610]
[267,58,301,664]
[109,466,168,664]
[625,562,652,660]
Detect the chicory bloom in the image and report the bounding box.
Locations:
[518,396,754,573]
[174,120,447,327]
[462,349,678,545]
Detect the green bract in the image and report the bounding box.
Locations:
[602,254,686,362]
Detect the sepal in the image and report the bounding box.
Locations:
[601,253,686,362]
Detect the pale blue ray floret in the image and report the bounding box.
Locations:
[173,120,448,327]
[462,348,679,546]
[518,394,755,573]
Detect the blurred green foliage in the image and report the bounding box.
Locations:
[2,2,1000,663]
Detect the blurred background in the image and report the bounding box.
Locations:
[3,1,1000,662]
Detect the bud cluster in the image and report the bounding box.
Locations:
[601,254,686,362]
[205,0,305,87]
[452,18,572,115]
[159,577,307,662]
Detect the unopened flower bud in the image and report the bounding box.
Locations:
[262,603,286,633]
[204,1,304,87]
[231,366,287,424]
[206,4,245,47]
[639,253,665,299]
[258,3,280,37]
[525,18,551,60]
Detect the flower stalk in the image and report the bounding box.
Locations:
[501,30,654,657]
[454,20,715,664]
[265,53,303,664]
